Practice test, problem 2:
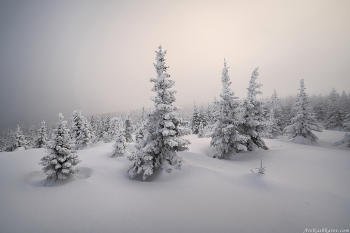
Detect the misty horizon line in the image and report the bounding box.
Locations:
[1,85,348,133]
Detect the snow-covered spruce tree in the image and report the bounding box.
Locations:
[209,59,248,158]
[104,115,111,134]
[75,117,92,149]
[206,103,212,125]
[71,110,83,142]
[135,108,150,143]
[108,117,119,142]
[333,113,350,147]
[2,129,15,151]
[33,121,48,148]
[208,96,219,125]
[199,103,208,127]
[102,116,111,143]
[14,125,29,149]
[128,45,191,180]
[313,94,327,121]
[124,111,134,142]
[197,122,205,138]
[284,79,322,143]
[71,110,92,149]
[241,68,269,151]
[94,116,104,142]
[191,101,201,134]
[112,118,127,157]
[324,99,344,130]
[86,118,96,143]
[39,113,81,180]
[340,90,350,115]
[263,90,282,138]
[279,96,296,132]
[27,125,37,148]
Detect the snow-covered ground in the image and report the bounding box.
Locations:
[0,130,349,233]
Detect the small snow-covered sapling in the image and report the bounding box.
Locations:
[251,159,266,174]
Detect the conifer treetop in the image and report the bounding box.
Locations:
[150,45,176,107]
[247,67,263,100]
[221,58,233,97]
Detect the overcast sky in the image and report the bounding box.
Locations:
[1,0,349,130]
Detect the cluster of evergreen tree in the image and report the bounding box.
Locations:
[0,109,138,152]
[191,101,212,137]
[1,45,350,181]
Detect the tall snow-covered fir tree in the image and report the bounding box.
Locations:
[241,68,269,151]
[124,111,134,142]
[284,79,322,143]
[112,118,127,157]
[128,45,191,180]
[39,113,81,180]
[33,121,48,148]
[209,59,248,158]
[191,101,200,134]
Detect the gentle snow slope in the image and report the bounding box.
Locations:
[0,130,349,233]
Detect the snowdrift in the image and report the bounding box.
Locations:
[0,131,349,233]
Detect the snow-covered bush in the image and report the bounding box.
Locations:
[209,59,248,158]
[128,45,191,180]
[241,68,269,151]
[39,113,81,180]
[284,79,322,144]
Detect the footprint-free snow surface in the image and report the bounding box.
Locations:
[0,130,349,233]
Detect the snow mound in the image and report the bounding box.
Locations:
[13,147,26,151]
[292,136,312,145]
[23,167,93,187]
